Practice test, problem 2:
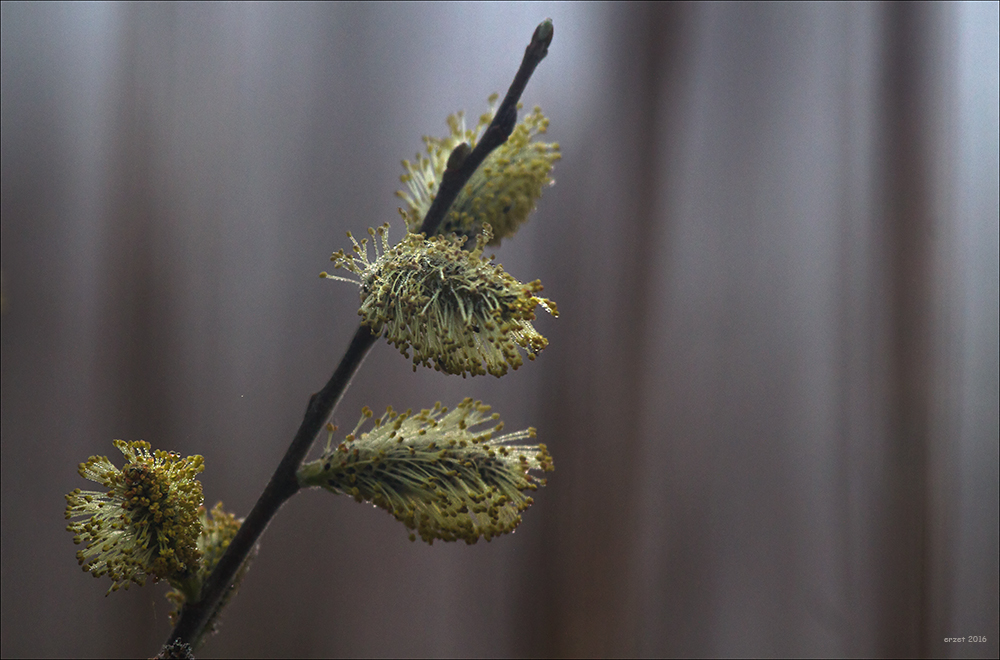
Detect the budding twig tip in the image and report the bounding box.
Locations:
[533,19,554,50]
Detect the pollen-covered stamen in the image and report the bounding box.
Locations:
[321,223,394,289]
[323,223,557,378]
[297,399,554,544]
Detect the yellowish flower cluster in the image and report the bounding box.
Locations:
[64,440,205,593]
[397,94,560,245]
[323,223,557,377]
[195,502,242,574]
[166,502,244,626]
[297,399,554,544]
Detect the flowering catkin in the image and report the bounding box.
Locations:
[297,399,554,544]
[165,502,246,628]
[322,223,557,377]
[64,440,205,593]
[397,95,560,245]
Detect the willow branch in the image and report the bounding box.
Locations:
[162,18,553,653]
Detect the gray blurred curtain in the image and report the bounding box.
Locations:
[2,3,997,658]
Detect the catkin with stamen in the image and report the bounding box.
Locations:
[322,223,557,378]
[297,399,554,544]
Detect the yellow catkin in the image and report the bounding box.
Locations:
[298,400,553,544]
[397,97,560,245]
[325,223,557,378]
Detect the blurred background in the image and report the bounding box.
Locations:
[2,3,997,658]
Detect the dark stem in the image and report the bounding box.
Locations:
[418,18,552,237]
[162,18,552,653]
[166,325,377,648]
